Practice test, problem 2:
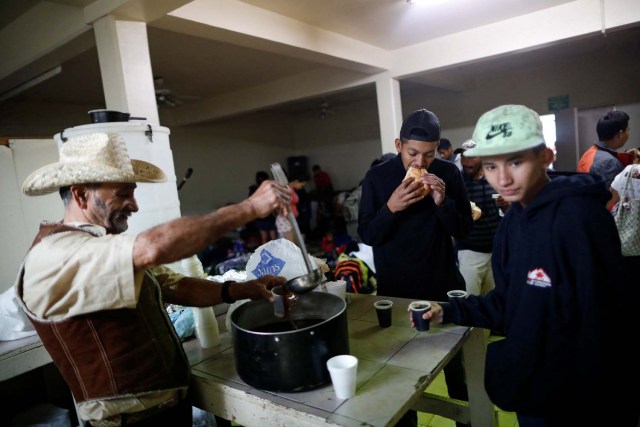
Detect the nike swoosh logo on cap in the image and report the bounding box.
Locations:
[485,130,503,140]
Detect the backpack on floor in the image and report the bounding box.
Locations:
[333,253,376,294]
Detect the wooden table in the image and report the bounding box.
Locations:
[185,294,497,427]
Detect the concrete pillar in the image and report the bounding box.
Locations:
[89,16,181,231]
[93,16,159,125]
[375,76,403,155]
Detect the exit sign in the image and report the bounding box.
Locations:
[548,95,569,111]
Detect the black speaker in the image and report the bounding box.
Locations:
[287,156,309,180]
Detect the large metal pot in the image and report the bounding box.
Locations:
[230,292,349,392]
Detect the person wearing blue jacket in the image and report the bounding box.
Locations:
[416,105,638,426]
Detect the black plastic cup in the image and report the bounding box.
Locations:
[409,301,431,332]
[447,290,468,303]
[374,300,393,328]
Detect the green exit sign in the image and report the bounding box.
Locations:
[548,95,569,111]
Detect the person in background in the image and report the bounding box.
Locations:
[359,109,472,427]
[250,170,277,244]
[312,164,334,235]
[276,172,308,242]
[454,139,507,296]
[437,138,462,170]
[608,164,640,304]
[294,175,312,239]
[608,164,640,210]
[343,153,397,242]
[17,133,290,427]
[577,110,634,187]
[415,105,638,426]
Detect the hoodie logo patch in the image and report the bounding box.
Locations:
[526,268,552,288]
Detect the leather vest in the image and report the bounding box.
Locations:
[16,223,190,403]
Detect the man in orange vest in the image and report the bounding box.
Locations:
[577,110,635,187]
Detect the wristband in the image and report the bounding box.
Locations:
[221,281,236,304]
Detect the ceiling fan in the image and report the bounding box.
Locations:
[319,99,336,119]
[154,76,199,107]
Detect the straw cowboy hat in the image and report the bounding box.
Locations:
[22,132,167,196]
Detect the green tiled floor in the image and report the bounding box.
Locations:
[418,371,518,427]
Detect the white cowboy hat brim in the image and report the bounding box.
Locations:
[22,132,168,196]
[22,159,167,196]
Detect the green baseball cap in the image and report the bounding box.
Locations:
[464,105,546,157]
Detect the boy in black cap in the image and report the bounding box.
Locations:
[358,109,473,426]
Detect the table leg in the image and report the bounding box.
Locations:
[463,328,496,427]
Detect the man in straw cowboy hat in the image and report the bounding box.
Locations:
[413,105,638,426]
[16,132,291,426]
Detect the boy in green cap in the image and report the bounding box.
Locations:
[414,105,638,426]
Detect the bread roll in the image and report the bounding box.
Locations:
[404,167,430,196]
[470,201,482,221]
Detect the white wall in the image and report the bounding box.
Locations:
[169,113,296,215]
[0,139,62,292]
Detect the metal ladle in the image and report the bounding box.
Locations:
[270,163,323,294]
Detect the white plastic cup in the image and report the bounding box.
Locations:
[326,355,358,399]
[193,307,220,348]
[324,280,347,301]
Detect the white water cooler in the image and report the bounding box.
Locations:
[54,122,181,233]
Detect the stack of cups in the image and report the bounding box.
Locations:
[184,255,221,348]
[193,306,221,348]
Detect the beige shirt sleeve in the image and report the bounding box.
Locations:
[22,228,141,321]
[150,265,186,292]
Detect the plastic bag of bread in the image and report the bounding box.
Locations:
[470,201,482,221]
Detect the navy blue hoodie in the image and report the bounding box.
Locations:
[445,173,637,421]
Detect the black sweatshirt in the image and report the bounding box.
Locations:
[358,155,473,300]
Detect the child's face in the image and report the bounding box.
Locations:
[481,148,552,207]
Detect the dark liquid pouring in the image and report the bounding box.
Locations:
[259,287,326,332]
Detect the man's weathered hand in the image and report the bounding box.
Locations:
[248,180,290,218]
[230,275,287,302]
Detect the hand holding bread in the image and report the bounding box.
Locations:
[404,167,430,196]
[470,201,482,221]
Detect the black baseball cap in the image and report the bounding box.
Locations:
[399,109,441,142]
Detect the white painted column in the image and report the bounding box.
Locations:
[375,76,403,155]
[93,16,159,125]
[90,16,181,232]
